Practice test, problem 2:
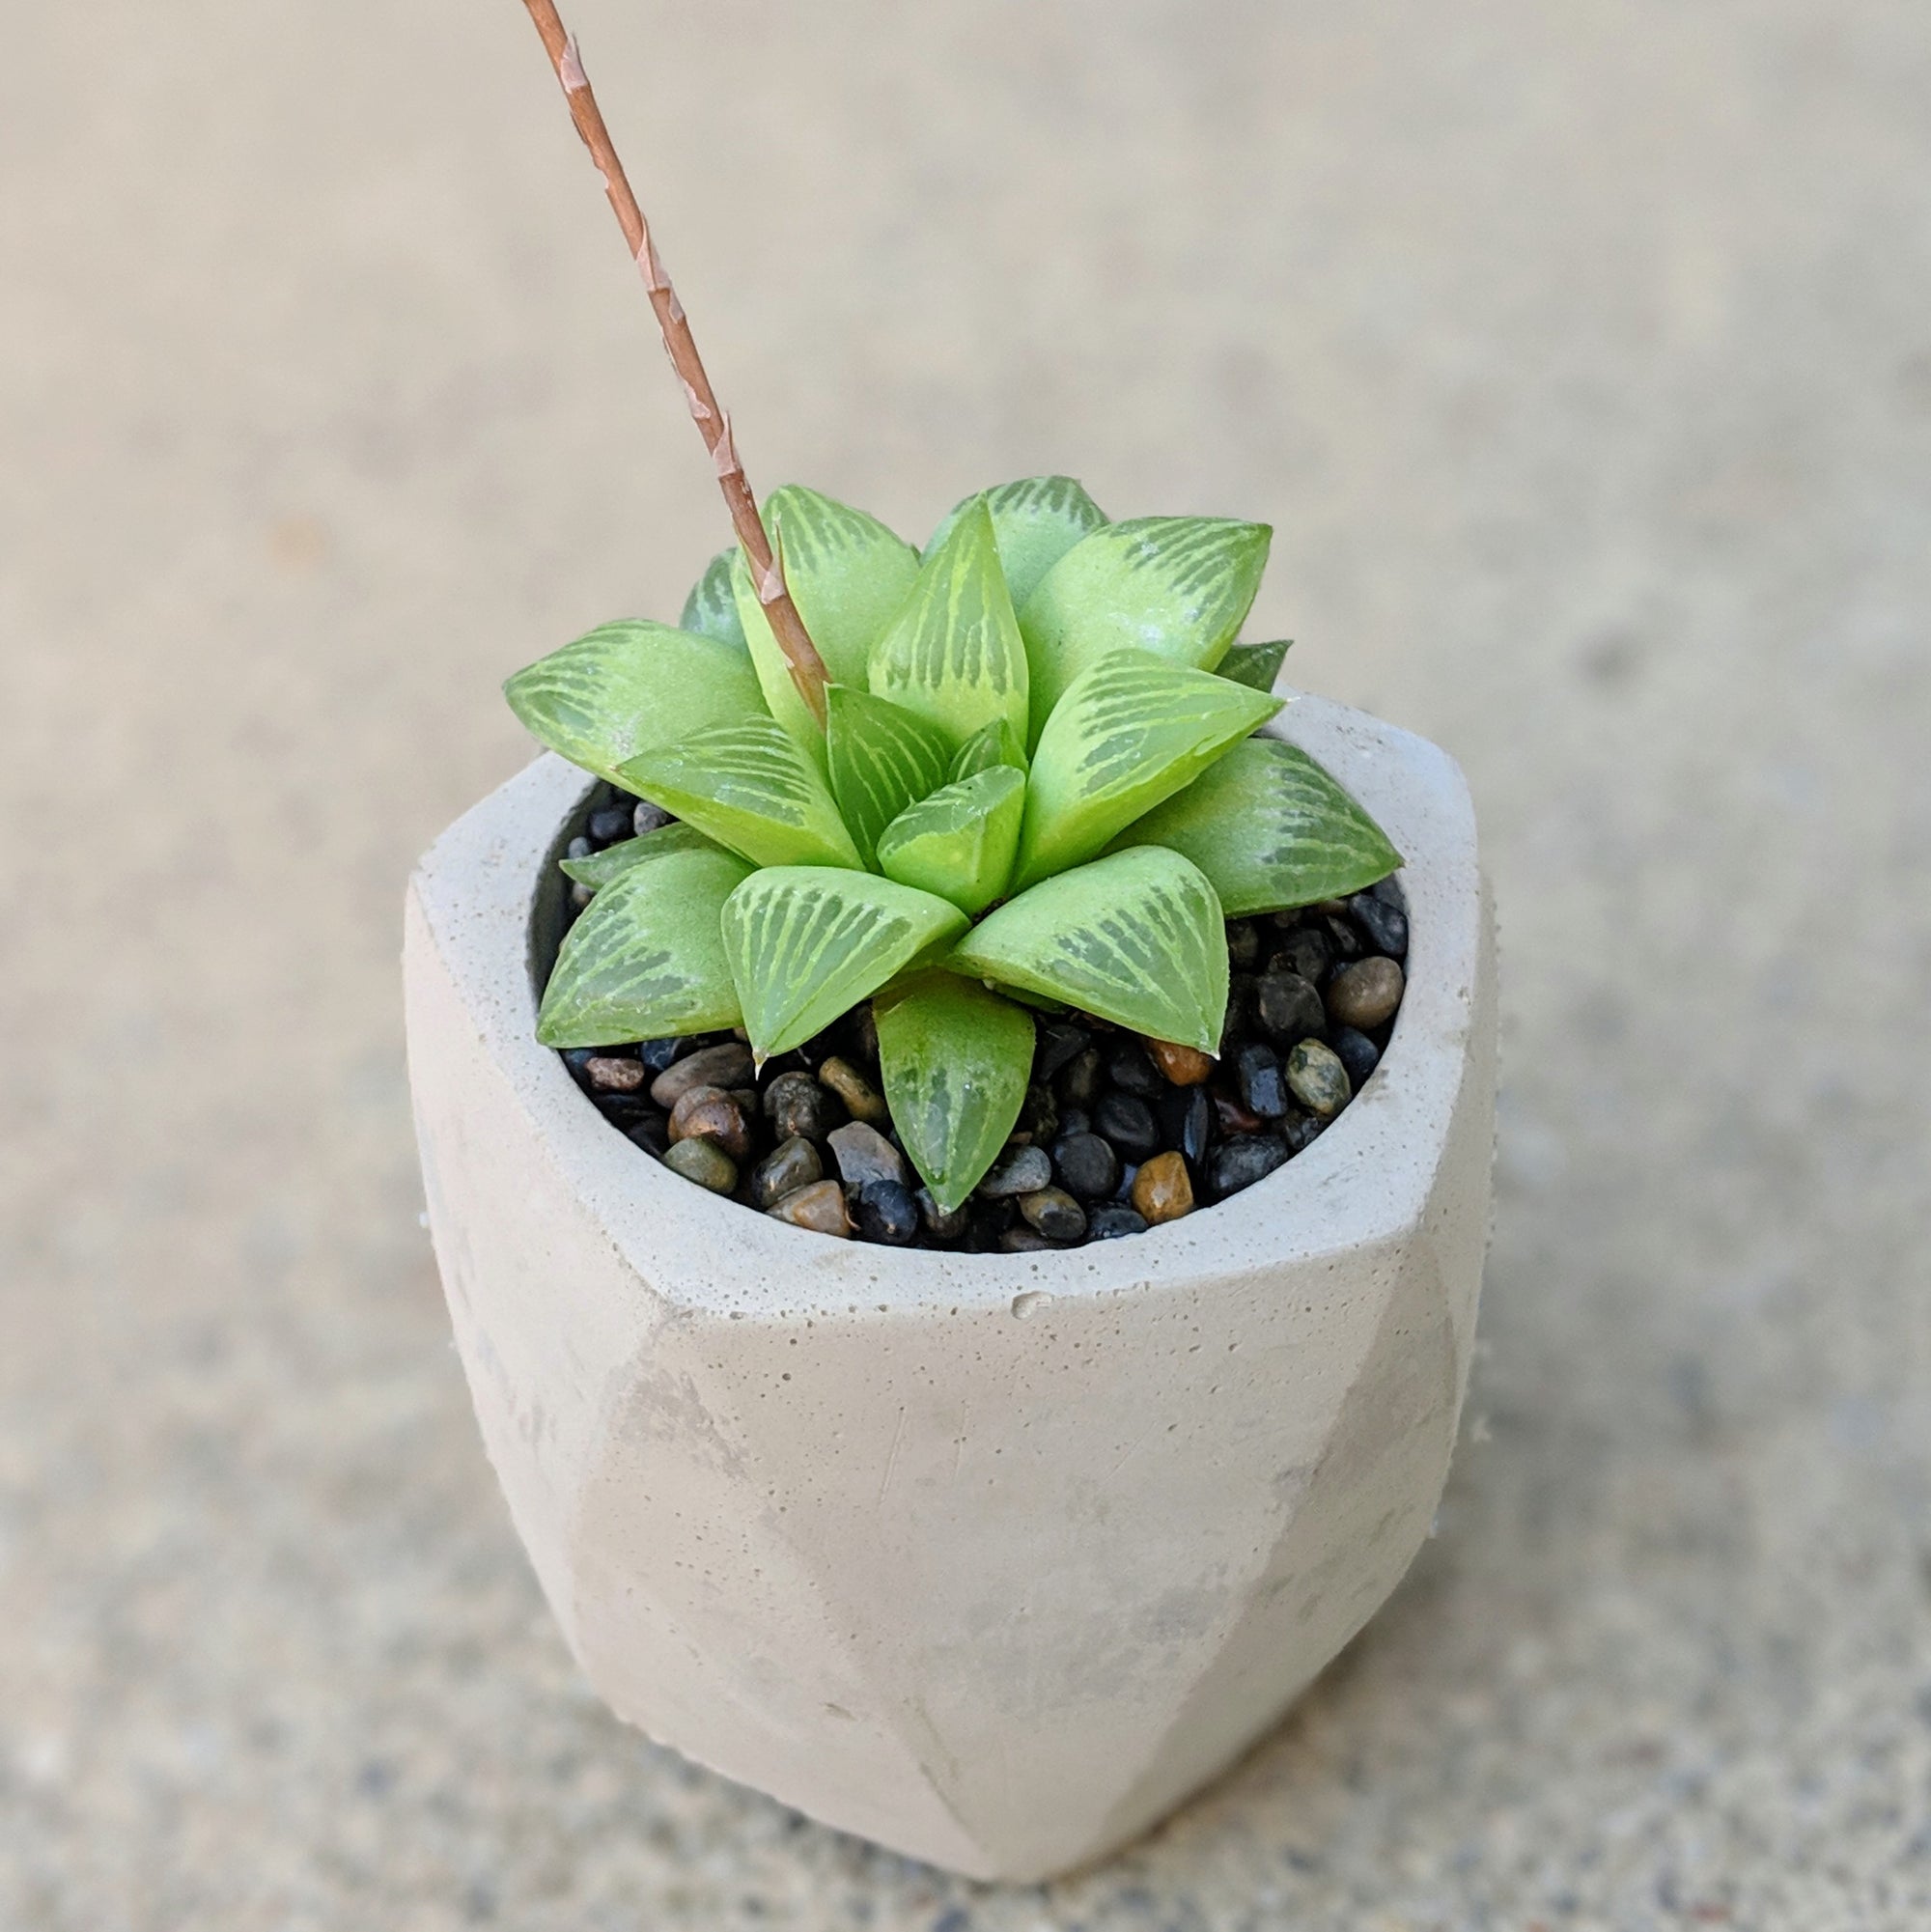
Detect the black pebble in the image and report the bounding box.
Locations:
[1350,892,1408,958]
[1058,1106,1091,1139]
[1057,1046,1105,1109]
[636,1036,686,1076]
[1219,976,1259,1055]
[1225,920,1260,969]
[1036,1022,1093,1081]
[1255,971,1325,1045]
[596,1092,658,1131]
[560,1048,601,1084]
[1210,1134,1289,1198]
[628,1114,670,1159]
[1272,926,1331,985]
[1160,1086,1214,1166]
[855,1180,920,1245]
[1324,914,1364,962]
[1282,1112,1328,1154]
[1021,1188,1088,1242]
[1370,874,1407,912]
[916,1189,969,1240]
[1017,1082,1059,1146]
[966,1198,1016,1249]
[588,805,632,844]
[1052,1131,1121,1201]
[1094,1091,1160,1160]
[1331,1025,1381,1087]
[764,1071,844,1142]
[1106,1041,1162,1099]
[1237,1042,1289,1119]
[1086,1205,1149,1241]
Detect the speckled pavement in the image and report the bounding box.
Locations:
[2,3,1927,1926]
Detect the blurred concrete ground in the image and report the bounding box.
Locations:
[2,0,1928,1925]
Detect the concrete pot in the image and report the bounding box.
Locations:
[404,692,1497,1882]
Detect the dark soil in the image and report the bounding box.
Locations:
[548,784,1408,1251]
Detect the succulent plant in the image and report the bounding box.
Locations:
[507,479,1401,1210]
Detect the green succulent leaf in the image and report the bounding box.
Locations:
[1216,638,1292,692]
[722,868,969,1063]
[923,475,1108,611]
[876,766,1025,915]
[949,715,1029,782]
[824,685,955,870]
[869,497,1030,752]
[1018,517,1273,744]
[875,972,1036,1212]
[679,548,749,651]
[1108,736,1403,914]
[731,486,921,758]
[504,621,769,789]
[537,846,754,1047]
[618,717,863,871]
[1011,651,1280,891]
[948,846,1228,1052]
[560,821,725,890]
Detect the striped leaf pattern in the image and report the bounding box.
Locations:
[1019,517,1272,744]
[949,715,1028,782]
[869,498,1030,750]
[537,846,754,1047]
[1108,737,1402,915]
[825,685,954,870]
[679,548,749,651]
[722,868,968,1062]
[504,620,769,788]
[732,486,921,759]
[948,846,1229,1052]
[877,765,1025,915]
[875,972,1035,1211]
[1216,638,1292,693]
[923,475,1107,610]
[1012,650,1280,890]
[560,822,725,891]
[618,718,862,871]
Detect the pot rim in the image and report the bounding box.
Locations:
[408,690,1483,1317]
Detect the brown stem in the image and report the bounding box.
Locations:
[518,0,829,726]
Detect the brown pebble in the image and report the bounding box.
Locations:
[751,1134,823,1209]
[663,1136,737,1193]
[668,1085,751,1160]
[1326,957,1405,1030]
[1214,1094,1263,1135]
[1145,1038,1213,1086]
[819,1055,890,1126]
[650,1041,755,1108]
[584,1054,645,1093]
[1132,1151,1194,1225]
[768,1178,852,1237]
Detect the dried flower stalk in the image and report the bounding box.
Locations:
[519,0,829,724]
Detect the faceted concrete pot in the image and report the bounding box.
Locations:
[404,692,1496,1882]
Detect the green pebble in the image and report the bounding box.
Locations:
[1285,1039,1352,1118]
[664,1136,738,1193]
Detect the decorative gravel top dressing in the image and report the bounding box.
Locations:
[550,787,1408,1251]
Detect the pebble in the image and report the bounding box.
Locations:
[1324,913,1364,962]
[1086,1205,1149,1241]
[584,1054,646,1093]
[632,800,671,838]
[916,1189,970,1240]
[588,804,633,844]
[636,1036,686,1076]
[651,1041,754,1108]
[1236,1042,1289,1119]
[978,1144,1052,1197]
[1209,1134,1288,1198]
[751,1134,822,1208]
[1160,1086,1214,1166]
[1370,874,1407,911]
[841,1004,881,1066]
[1255,970,1326,1043]
[627,1114,670,1159]
[1214,1094,1263,1136]
[764,1071,845,1142]
[1272,926,1331,985]
[1058,1106,1091,1139]
[1051,1131,1120,1201]
[665,1137,737,1193]
[1331,1025,1381,1088]
[1132,1151,1194,1224]
[1283,1113,1328,1155]
[1015,1082,1059,1146]
[999,1227,1053,1253]
[767,1179,851,1236]
[826,1122,907,1190]
[820,1055,889,1126]
[1350,890,1409,958]
[1327,957,1405,1030]
[1057,1046,1105,1108]
[570,881,595,910]
[855,1179,921,1245]
[1106,1040,1162,1098]
[1219,976,1258,1055]
[1285,1039,1352,1117]
[1094,1091,1160,1160]
[567,835,593,863]
[668,1086,751,1160]
[1225,919,1260,969]
[1020,1188,1087,1242]
[594,1092,656,1131]
[1036,1022,1092,1081]
[1115,1162,1138,1202]
[968,1198,1016,1247]
[1145,1038,1213,1086]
